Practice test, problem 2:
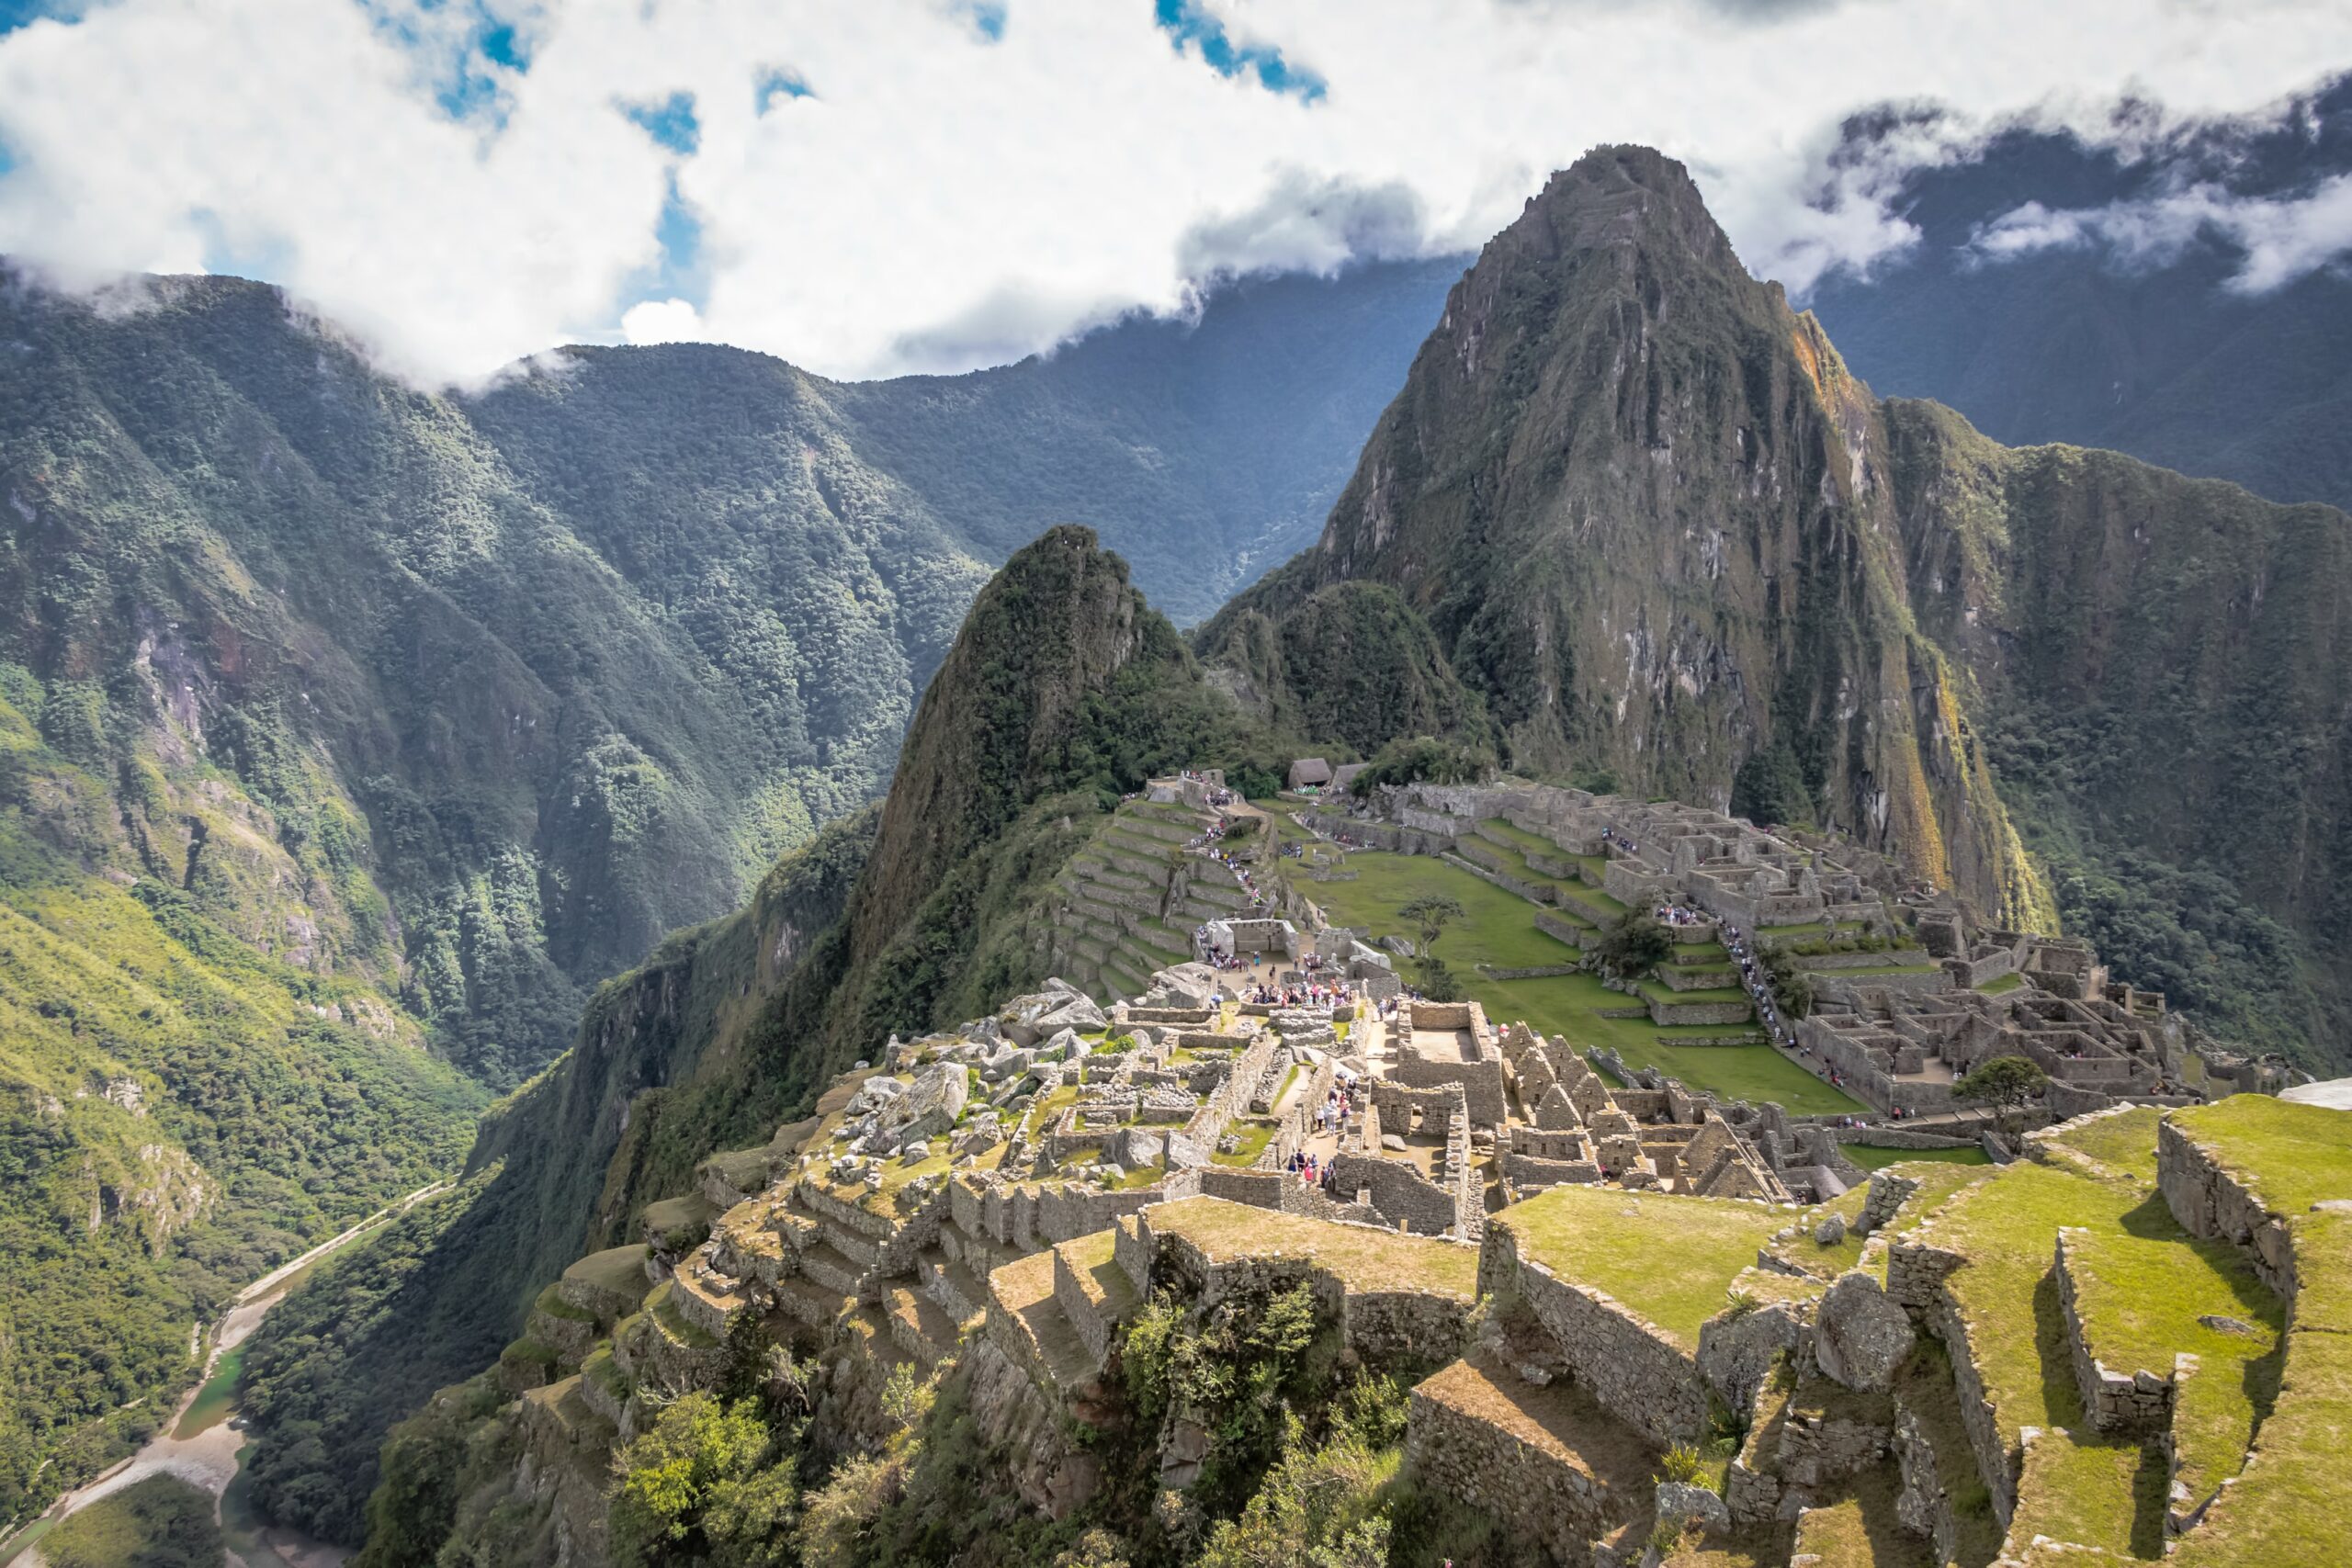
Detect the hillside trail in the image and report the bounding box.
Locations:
[17,1179,450,1568]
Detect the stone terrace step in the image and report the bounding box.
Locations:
[798,1240,865,1296]
[775,1275,851,1329]
[1099,955,1146,1000]
[990,1250,1102,1394]
[886,1284,966,1369]
[1053,1231,1142,1366]
[921,1250,990,1325]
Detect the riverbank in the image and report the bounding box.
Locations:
[3,1180,449,1568]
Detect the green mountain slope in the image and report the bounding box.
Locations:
[234,528,1288,1541]
[0,672,482,1525]
[0,258,1444,1521]
[1204,145,2352,1068]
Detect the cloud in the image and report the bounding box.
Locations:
[1970,175,2352,293]
[620,295,704,344]
[1,0,2346,385]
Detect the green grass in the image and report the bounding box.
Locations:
[1478,972,1860,1115]
[1842,1143,1991,1171]
[2165,1097,2352,1223]
[1213,1120,1280,1168]
[2062,1222,2281,1509]
[1975,971,2025,995]
[1927,1148,2220,1555]
[34,1474,222,1568]
[1302,850,1580,970]
[1298,847,1858,1114]
[1497,1185,1793,1346]
[172,1342,243,1438]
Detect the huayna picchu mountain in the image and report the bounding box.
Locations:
[1203,145,2352,1072]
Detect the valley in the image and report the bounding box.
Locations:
[0,113,2347,1568]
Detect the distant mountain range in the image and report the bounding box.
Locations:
[1808,73,2352,513]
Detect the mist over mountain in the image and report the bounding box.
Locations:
[1806,73,2352,513]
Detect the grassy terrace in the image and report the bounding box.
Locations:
[563,1244,652,1300]
[1301,848,1860,1115]
[1212,1119,1279,1168]
[1496,1185,1793,1346]
[1914,1110,2295,1559]
[2161,1098,2352,1568]
[1147,1195,1478,1298]
[2166,1096,2352,1218]
[1306,850,1583,970]
[1842,1142,1991,1171]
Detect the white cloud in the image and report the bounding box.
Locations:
[2,0,2346,385]
[1972,174,2352,293]
[620,295,705,344]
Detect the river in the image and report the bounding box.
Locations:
[5,1180,449,1568]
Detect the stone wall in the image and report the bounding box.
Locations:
[2052,1229,2177,1436]
[2156,1115,2299,1302]
[1403,1372,1622,1568]
[1479,1224,1713,1448]
[1645,996,1752,1028]
[1142,1220,1472,1362]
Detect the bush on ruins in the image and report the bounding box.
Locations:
[1595,912,1674,980]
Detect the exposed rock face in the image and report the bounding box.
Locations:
[1814,1272,1916,1393]
[1202,146,2352,1057]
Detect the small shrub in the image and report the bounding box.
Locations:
[1657,1441,1706,1484]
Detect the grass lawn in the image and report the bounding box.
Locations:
[1479,972,1861,1115]
[1148,1195,1478,1297]
[1213,1119,1279,1168]
[1496,1185,1792,1346]
[1976,971,2025,995]
[1842,1143,1991,1171]
[1303,850,1579,970]
[1295,848,1860,1115]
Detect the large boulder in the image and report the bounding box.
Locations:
[897,1061,971,1141]
[1814,1273,1915,1392]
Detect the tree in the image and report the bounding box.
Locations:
[1594,912,1673,981]
[1758,946,1815,1021]
[1396,895,1464,956]
[1414,954,1463,1003]
[1953,1055,2050,1130]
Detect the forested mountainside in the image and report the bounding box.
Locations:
[235,529,1295,1542]
[0,256,1446,1525]
[1808,73,2352,513]
[1201,145,2352,1070]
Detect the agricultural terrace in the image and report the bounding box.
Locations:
[1924,1111,2283,1558]
[1298,845,1863,1115]
[1145,1195,1479,1299]
[1492,1185,1796,1346]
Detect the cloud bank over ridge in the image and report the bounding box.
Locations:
[2,0,2347,384]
